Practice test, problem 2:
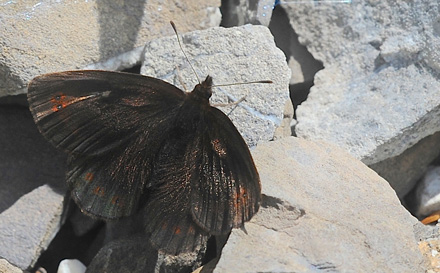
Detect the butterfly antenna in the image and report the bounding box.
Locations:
[170,21,201,84]
[212,80,273,88]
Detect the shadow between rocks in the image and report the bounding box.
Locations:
[0,102,67,214]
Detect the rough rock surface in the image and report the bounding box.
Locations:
[0,0,221,97]
[141,24,291,147]
[284,1,440,165]
[0,105,66,270]
[0,184,65,270]
[86,235,158,273]
[214,137,426,272]
[0,259,23,273]
[370,132,440,198]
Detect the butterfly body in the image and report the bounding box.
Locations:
[27,70,261,254]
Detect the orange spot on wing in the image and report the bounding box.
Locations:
[211,139,227,158]
[92,186,105,197]
[85,172,94,182]
[233,187,248,210]
[49,93,96,112]
[50,94,67,112]
[174,226,181,235]
[111,196,121,205]
[187,225,195,234]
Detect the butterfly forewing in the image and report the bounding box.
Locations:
[27,70,187,219]
[190,107,261,234]
[27,71,185,155]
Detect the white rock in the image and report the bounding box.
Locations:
[416,166,440,218]
[57,259,86,273]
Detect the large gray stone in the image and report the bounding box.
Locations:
[0,184,65,270]
[141,24,291,147]
[214,137,426,272]
[284,1,440,165]
[0,105,66,270]
[0,0,221,97]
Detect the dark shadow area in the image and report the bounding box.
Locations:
[0,104,67,214]
[289,80,315,119]
[122,64,142,74]
[202,236,218,266]
[268,5,324,118]
[220,0,242,27]
[97,0,147,61]
[0,94,29,107]
[404,152,440,220]
[33,204,105,273]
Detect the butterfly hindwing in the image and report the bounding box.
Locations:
[143,97,260,253]
[67,139,153,219]
[143,119,209,254]
[190,107,261,234]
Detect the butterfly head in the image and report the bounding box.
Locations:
[191,75,213,101]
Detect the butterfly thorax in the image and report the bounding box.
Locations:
[189,75,213,103]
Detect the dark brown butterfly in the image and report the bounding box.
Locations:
[27,68,262,254]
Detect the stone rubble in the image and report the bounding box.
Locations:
[1,0,439,272]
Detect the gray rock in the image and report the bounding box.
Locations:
[0,105,66,270]
[0,184,65,270]
[214,137,426,272]
[221,0,275,27]
[141,24,291,147]
[284,1,440,165]
[87,233,205,273]
[369,131,440,198]
[0,259,23,273]
[0,0,221,97]
[415,166,440,218]
[86,235,157,273]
